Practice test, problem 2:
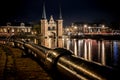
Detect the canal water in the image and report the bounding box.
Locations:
[63,38,120,70]
[29,37,120,70]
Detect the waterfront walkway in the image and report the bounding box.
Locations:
[0,44,53,80]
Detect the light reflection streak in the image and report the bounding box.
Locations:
[67,38,70,50]
[101,41,106,65]
[98,41,101,63]
[78,40,83,57]
[88,40,92,61]
[74,39,77,56]
[84,40,87,60]
[62,37,120,68]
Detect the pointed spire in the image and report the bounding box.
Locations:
[49,15,55,24]
[50,15,54,21]
[42,0,46,19]
[58,0,62,19]
[59,5,62,19]
[59,6,62,19]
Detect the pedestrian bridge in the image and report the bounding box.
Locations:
[6,40,120,80]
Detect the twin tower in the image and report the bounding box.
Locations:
[40,1,63,48]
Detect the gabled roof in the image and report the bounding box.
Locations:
[49,15,56,24]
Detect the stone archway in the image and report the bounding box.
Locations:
[51,32,56,39]
[50,32,57,48]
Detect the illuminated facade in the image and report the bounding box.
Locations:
[64,23,112,35]
[0,23,32,37]
[40,1,63,48]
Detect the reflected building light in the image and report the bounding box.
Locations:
[66,38,70,50]
[78,40,83,44]
[74,39,77,56]
[84,40,87,60]
[98,41,101,63]
[101,41,106,65]
[88,40,92,61]
[78,40,83,57]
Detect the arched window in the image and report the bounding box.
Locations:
[52,26,55,30]
[48,27,51,30]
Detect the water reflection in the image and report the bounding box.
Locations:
[31,38,120,69]
[66,38,70,50]
[84,39,87,60]
[113,41,119,66]
[74,39,77,56]
[88,40,92,61]
[101,40,106,65]
[78,40,83,57]
[63,38,120,68]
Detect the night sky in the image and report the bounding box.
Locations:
[0,0,120,26]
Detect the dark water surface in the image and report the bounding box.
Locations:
[63,38,120,69]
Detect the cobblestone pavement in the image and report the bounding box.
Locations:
[0,45,53,80]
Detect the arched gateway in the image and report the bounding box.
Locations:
[40,1,63,48]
